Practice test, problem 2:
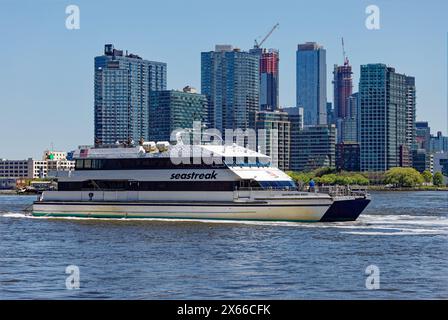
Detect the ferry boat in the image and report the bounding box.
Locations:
[32,142,370,222]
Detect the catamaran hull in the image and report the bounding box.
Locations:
[32,201,330,222]
[320,197,371,222]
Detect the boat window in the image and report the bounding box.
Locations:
[73,157,227,170]
[84,159,92,169]
[75,160,83,169]
[258,180,297,190]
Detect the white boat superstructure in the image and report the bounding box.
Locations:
[33,143,335,222]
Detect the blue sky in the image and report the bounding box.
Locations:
[0,0,447,158]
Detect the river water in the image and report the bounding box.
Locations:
[0,191,447,299]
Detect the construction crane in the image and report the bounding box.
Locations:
[254,23,279,49]
[341,37,349,66]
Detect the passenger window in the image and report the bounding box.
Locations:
[84,159,92,169]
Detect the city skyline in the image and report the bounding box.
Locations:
[0,0,447,158]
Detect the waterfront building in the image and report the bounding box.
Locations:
[336,142,360,172]
[433,152,448,184]
[337,117,358,143]
[295,125,336,171]
[336,92,359,144]
[94,44,167,145]
[148,87,208,142]
[415,121,431,151]
[201,45,259,134]
[405,76,416,150]
[411,149,433,173]
[430,131,448,153]
[296,42,327,125]
[399,145,412,167]
[0,159,47,179]
[255,110,290,170]
[359,64,412,171]
[347,92,360,142]
[43,150,68,161]
[284,107,304,171]
[249,48,279,111]
[0,151,74,179]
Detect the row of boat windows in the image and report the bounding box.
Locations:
[58,180,297,191]
[74,158,270,170]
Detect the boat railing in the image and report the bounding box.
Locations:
[313,185,369,198]
[236,186,297,192]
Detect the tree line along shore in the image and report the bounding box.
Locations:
[287,167,447,191]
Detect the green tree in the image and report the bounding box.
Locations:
[312,167,336,177]
[384,167,424,188]
[433,172,445,186]
[421,170,433,184]
[351,174,370,185]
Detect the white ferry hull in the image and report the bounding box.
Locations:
[32,201,329,222]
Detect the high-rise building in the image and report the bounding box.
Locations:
[337,117,358,143]
[411,149,433,173]
[295,125,336,171]
[336,142,360,172]
[347,92,360,142]
[296,42,327,125]
[333,63,353,119]
[433,152,448,184]
[359,64,412,171]
[415,121,431,151]
[405,76,416,151]
[334,92,361,144]
[250,48,279,111]
[284,107,304,171]
[255,110,290,170]
[430,131,448,153]
[326,102,335,125]
[94,44,167,145]
[333,60,356,144]
[201,45,259,135]
[148,87,208,142]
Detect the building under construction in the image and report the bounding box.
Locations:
[250,23,280,111]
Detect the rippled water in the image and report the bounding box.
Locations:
[0,191,447,299]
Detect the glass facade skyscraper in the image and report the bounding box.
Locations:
[148,87,207,142]
[359,64,412,171]
[94,44,167,145]
[296,42,327,125]
[255,110,290,170]
[295,125,336,171]
[284,107,304,171]
[415,121,431,151]
[201,45,259,134]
